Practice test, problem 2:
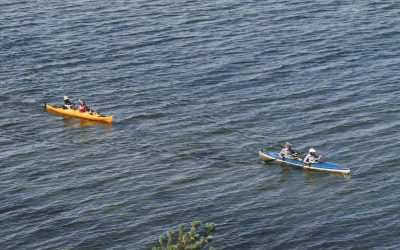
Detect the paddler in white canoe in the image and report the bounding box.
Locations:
[303,148,324,164]
[279,143,303,161]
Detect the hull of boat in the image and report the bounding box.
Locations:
[259,150,350,174]
[45,104,112,123]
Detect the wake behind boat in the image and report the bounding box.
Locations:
[258,149,350,174]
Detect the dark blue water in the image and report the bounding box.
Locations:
[1,1,400,249]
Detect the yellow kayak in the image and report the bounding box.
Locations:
[45,103,112,123]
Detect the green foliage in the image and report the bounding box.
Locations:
[191,220,202,231]
[204,223,216,233]
[153,221,216,250]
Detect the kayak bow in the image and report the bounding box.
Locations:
[258,149,350,174]
[45,103,112,123]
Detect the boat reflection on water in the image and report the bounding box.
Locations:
[62,116,112,131]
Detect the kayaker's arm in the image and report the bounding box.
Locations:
[278,149,285,159]
[316,155,325,162]
[303,155,310,164]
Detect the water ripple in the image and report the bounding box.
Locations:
[1,0,400,249]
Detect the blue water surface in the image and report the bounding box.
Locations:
[1,1,400,249]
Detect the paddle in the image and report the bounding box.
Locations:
[70,102,78,109]
[303,148,338,166]
[320,148,338,158]
[88,107,98,115]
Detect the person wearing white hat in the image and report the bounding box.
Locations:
[303,148,322,164]
[63,96,73,109]
[279,143,303,161]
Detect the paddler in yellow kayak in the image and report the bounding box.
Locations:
[78,100,97,115]
[78,100,90,112]
[63,96,74,109]
[63,96,96,114]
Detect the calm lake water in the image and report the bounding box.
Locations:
[1,1,400,249]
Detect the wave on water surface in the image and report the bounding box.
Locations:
[1,0,400,249]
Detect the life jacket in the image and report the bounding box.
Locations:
[79,105,89,112]
[63,99,73,109]
[304,153,319,164]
